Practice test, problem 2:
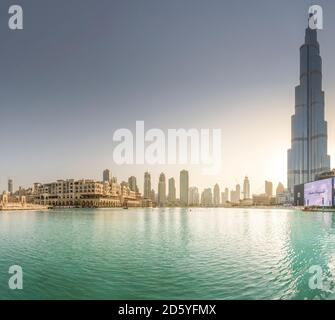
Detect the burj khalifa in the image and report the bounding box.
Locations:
[287,18,330,193]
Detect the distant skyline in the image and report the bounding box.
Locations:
[2,169,292,202]
[1,0,335,194]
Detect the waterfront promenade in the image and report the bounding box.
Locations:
[0,202,49,211]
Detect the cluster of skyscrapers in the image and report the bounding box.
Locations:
[139,172,288,207]
[4,171,291,208]
[142,170,189,207]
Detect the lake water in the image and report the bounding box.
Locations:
[1,208,335,300]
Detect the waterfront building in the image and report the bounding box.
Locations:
[0,191,47,211]
[213,184,220,206]
[143,172,151,199]
[230,190,238,204]
[103,169,112,182]
[265,181,273,197]
[294,174,335,207]
[287,18,330,193]
[294,183,305,206]
[201,188,212,207]
[168,177,176,204]
[240,198,253,206]
[275,182,291,205]
[189,187,199,206]
[17,186,25,197]
[230,184,241,204]
[150,189,156,204]
[158,173,167,207]
[128,176,139,193]
[299,177,334,207]
[236,184,241,198]
[180,170,189,206]
[243,177,250,199]
[33,178,142,208]
[276,189,291,205]
[252,194,274,206]
[141,198,152,208]
[120,181,142,207]
[0,192,9,208]
[276,182,285,195]
[221,188,229,204]
[8,179,13,194]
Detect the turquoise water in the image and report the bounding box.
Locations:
[1,208,335,300]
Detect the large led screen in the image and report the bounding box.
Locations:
[304,178,333,207]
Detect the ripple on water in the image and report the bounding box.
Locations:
[1,208,335,300]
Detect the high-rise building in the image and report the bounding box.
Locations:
[201,188,212,206]
[158,173,166,206]
[265,181,273,197]
[287,17,330,193]
[189,187,199,206]
[276,182,285,196]
[221,188,229,204]
[103,169,111,182]
[8,179,13,194]
[180,170,189,206]
[128,176,138,193]
[230,184,240,204]
[150,189,156,203]
[236,184,240,196]
[230,190,235,203]
[243,176,250,199]
[213,184,220,206]
[143,172,151,199]
[168,177,176,203]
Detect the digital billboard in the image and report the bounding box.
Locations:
[304,178,333,207]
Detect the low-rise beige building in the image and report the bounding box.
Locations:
[252,194,276,206]
[33,179,143,208]
[0,191,48,211]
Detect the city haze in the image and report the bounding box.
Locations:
[1,0,335,195]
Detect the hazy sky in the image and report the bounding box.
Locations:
[1,0,335,195]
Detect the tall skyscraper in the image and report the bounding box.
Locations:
[243,176,250,199]
[103,169,111,182]
[236,184,240,199]
[265,181,273,197]
[189,187,199,206]
[180,170,189,206]
[213,184,220,206]
[128,176,138,193]
[201,188,212,206]
[221,188,229,204]
[230,184,240,204]
[287,18,330,192]
[143,172,151,199]
[150,189,156,203]
[8,179,13,194]
[168,177,176,203]
[158,173,166,206]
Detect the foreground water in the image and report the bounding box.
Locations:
[1,208,335,300]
